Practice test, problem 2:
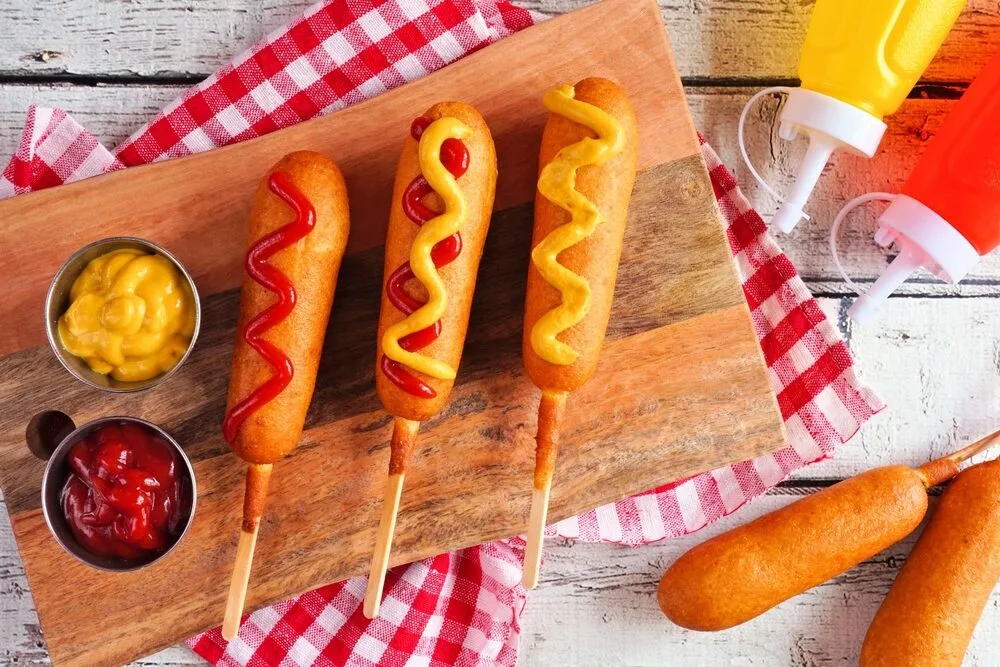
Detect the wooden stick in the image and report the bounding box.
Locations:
[918,426,1000,487]
[364,473,405,619]
[523,483,551,590]
[523,390,567,590]
[940,427,1000,467]
[364,417,420,619]
[222,463,272,641]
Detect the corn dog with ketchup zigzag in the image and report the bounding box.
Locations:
[220,151,351,639]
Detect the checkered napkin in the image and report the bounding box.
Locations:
[0,1,883,664]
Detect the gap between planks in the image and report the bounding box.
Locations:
[0,74,975,96]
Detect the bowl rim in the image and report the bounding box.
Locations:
[40,415,198,572]
[44,236,202,393]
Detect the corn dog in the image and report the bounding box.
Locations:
[221,151,351,639]
[861,458,1000,666]
[657,430,1000,631]
[521,77,639,588]
[364,102,497,618]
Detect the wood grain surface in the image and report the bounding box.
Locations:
[0,0,692,356]
[0,1,783,664]
[6,1,1000,666]
[5,152,781,667]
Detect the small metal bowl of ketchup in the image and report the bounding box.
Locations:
[39,415,197,572]
[44,236,201,393]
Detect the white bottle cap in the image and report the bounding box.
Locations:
[848,195,980,324]
[772,88,888,234]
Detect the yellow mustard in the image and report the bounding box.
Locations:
[799,0,965,120]
[531,84,625,365]
[58,249,196,382]
[381,117,471,381]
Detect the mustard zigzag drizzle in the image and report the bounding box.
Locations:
[381,117,471,381]
[531,84,626,365]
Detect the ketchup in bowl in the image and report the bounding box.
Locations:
[60,421,186,562]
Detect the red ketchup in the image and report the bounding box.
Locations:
[61,422,184,561]
[840,46,1000,324]
[381,115,470,398]
[222,171,315,443]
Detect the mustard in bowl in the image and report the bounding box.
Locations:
[45,238,201,391]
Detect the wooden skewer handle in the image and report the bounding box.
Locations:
[389,418,420,475]
[943,426,1000,466]
[222,524,260,640]
[222,463,272,641]
[523,391,566,590]
[523,480,552,590]
[363,417,420,618]
[919,426,1000,487]
[364,472,405,619]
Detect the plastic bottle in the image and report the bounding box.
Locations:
[832,46,1000,324]
[739,0,965,234]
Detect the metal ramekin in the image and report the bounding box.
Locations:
[44,237,201,392]
[39,415,197,572]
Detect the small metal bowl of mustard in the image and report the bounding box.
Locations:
[45,237,201,392]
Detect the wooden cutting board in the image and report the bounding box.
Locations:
[0,0,785,664]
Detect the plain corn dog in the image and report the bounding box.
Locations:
[861,457,1000,667]
[657,430,1000,631]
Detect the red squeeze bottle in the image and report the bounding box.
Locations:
[844,48,1000,323]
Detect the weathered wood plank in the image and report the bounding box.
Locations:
[526,0,1000,83]
[4,1,1000,82]
[128,652,204,667]
[808,297,1000,481]
[0,1,312,78]
[0,83,184,160]
[0,491,47,667]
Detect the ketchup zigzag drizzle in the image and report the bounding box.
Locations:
[380,116,470,399]
[222,171,315,443]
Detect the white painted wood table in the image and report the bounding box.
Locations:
[3,1,1000,665]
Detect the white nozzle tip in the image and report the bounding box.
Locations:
[848,244,925,327]
[772,203,805,234]
[847,294,882,325]
[873,224,895,248]
[778,121,797,141]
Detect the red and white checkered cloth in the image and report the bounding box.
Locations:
[1,1,883,665]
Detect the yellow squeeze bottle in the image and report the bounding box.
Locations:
[768,0,965,233]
